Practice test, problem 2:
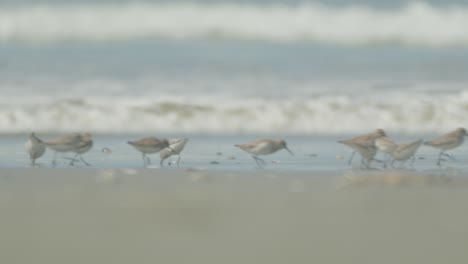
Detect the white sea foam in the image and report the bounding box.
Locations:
[1,90,468,135]
[1,1,468,46]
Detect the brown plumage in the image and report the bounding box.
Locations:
[45,133,83,166]
[45,133,82,152]
[338,129,386,168]
[70,133,93,166]
[374,135,398,168]
[235,138,293,168]
[390,139,423,167]
[128,137,170,166]
[424,128,467,150]
[424,128,467,166]
[339,129,386,146]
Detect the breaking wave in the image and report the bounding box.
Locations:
[1,1,468,46]
[2,91,468,134]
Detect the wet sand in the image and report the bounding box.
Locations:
[1,168,468,264]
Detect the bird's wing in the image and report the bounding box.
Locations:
[46,133,81,146]
[132,137,162,147]
[426,132,457,146]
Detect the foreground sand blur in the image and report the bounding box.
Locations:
[0,168,467,264]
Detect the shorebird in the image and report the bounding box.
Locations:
[128,137,170,166]
[25,132,46,166]
[160,138,189,166]
[69,133,93,166]
[345,141,378,168]
[338,129,386,168]
[45,133,83,166]
[390,139,423,168]
[424,127,468,166]
[374,135,397,167]
[235,139,293,168]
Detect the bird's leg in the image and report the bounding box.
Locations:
[252,156,265,168]
[437,151,444,166]
[160,158,165,167]
[176,155,181,167]
[255,160,264,169]
[410,156,416,167]
[52,151,58,167]
[253,157,260,167]
[142,153,147,167]
[69,153,79,166]
[253,156,261,167]
[31,160,44,168]
[363,159,371,170]
[442,152,456,161]
[79,155,91,166]
[64,156,81,164]
[257,156,266,165]
[31,158,43,167]
[348,151,356,165]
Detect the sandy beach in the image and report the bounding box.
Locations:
[1,168,468,264]
[3,0,468,262]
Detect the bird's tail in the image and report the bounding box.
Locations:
[127,141,135,146]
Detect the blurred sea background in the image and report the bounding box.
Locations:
[3,3,468,263]
[1,0,468,135]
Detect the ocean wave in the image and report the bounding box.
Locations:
[1,92,468,134]
[1,1,468,46]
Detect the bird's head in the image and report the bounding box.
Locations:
[279,139,294,156]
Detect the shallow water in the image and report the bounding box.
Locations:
[10,133,468,172]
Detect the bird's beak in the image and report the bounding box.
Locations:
[285,146,294,156]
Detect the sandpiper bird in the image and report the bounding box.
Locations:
[344,141,378,168]
[235,139,293,168]
[160,138,189,166]
[390,139,423,168]
[128,137,170,166]
[424,127,468,166]
[45,133,83,166]
[374,135,397,167]
[25,132,46,166]
[69,133,93,166]
[338,129,386,168]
